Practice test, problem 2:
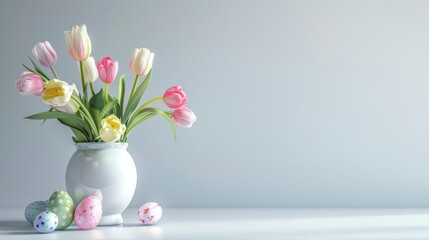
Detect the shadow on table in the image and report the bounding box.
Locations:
[0,220,40,235]
[121,223,144,227]
[0,220,32,231]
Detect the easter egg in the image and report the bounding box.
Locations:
[47,190,74,229]
[74,195,102,230]
[138,202,162,225]
[25,200,48,224]
[33,211,58,233]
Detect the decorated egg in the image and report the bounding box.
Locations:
[138,202,162,225]
[33,211,58,233]
[47,190,74,229]
[25,200,48,224]
[74,195,102,230]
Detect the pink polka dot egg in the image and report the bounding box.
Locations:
[138,202,162,225]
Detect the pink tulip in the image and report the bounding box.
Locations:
[163,86,188,109]
[32,41,57,68]
[97,57,118,84]
[16,71,44,96]
[173,107,197,128]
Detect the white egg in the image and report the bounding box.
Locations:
[33,211,58,233]
[138,202,162,225]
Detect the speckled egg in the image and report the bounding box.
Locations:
[47,190,74,229]
[74,195,102,230]
[33,211,58,233]
[138,202,162,225]
[25,200,48,224]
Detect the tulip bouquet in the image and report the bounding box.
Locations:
[16,24,196,143]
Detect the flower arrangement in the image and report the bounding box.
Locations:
[16,24,196,142]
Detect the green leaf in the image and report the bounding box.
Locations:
[89,89,105,130]
[41,108,54,125]
[61,120,90,142]
[117,75,125,119]
[21,63,35,73]
[107,94,118,115]
[126,107,176,140]
[122,111,156,142]
[26,111,93,140]
[21,63,49,82]
[89,89,120,130]
[89,89,105,111]
[29,57,50,81]
[100,100,118,119]
[123,70,152,123]
[89,108,101,132]
[127,111,155,133]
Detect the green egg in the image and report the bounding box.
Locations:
[47,190,75,230]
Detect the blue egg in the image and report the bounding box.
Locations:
[33,211,58,233]
[25,200,48,224]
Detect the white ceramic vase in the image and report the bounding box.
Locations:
[65,143,137,225]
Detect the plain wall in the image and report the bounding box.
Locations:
[2,0,429,208]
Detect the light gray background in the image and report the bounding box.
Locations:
[1,0,429,208]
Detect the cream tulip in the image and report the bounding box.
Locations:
[99,114,126,142]
[42,79,80,114]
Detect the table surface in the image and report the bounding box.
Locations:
[1,208,429,239]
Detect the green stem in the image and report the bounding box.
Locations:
[71,95,98,136]
[79,61,88,105]
[124,111,158,140]
[135,96,163,113]
[79,110,98,138]
[90,82,96,96]
[104,83,109,103]
[50,67,59,79]
[129,75,140,98]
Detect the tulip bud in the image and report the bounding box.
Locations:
[32,41,57,68]
[79,56,98,83]
[129,48,154,76]
[42,79,80,114]
[64,24,92,61]
[97,57,118,84]
[99,114,126,142]
[163,86,188,110]
[16,71,45,96]
[173,107,196,128]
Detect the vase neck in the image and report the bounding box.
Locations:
[75,143,128,150]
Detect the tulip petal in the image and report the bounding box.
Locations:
[142,52,154,76]
[64,25,91,61]
[173,107,196,128]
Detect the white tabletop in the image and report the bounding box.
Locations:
[1,208,429,239]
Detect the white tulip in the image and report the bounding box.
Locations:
[79,56,98,83]
[129,48,154,76]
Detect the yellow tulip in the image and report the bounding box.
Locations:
[99,114,126,142]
